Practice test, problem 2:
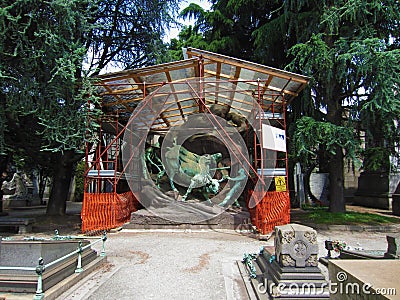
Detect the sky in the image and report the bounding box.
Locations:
[165,0,212,41]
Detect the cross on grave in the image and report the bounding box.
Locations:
[274,224,319,267]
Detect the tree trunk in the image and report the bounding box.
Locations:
[38,169,48,204]
[328,145,345,212]
[46,151,75,215]
[0,154,11,215]
[326,92,346,213]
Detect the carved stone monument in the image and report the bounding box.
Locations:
[246,224,329,299]
[1,172,41,208]
[275,223,319,267]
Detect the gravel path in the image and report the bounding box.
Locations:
[56,228,389,300]
[0,202,394,299]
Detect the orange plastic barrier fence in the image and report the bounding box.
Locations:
[81,191,140,233]
[247,190,290,235]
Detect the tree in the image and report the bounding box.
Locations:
[177,0,283,61]
[175,0,400,213]
[85,0,180,74]
[168,25,210,61]
[167,3,219,60]
[287,1,400,212]
[0,0,180,215]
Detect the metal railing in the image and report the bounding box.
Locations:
[0,231,107,300]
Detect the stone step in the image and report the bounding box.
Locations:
[124,207,253,231]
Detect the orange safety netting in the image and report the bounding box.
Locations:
[81,191,140,233]
[247,190,291,235]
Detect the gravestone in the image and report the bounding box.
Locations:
[392,183,400,216]
[275,223,319,267]
[321,233,399,261]
[384,233,400,259]
[309,173,329,205]
[245,224,329,299]
[294,163,306,206]
[354,172,400,210]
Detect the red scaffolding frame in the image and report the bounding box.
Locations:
[81,48,309,234]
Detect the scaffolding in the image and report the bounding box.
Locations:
[81,48,309,234]
[82,115,141,233]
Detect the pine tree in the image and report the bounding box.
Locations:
[176,0,400,212]
[288,0,400,212]
[0,0,180,215]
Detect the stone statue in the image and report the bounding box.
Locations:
[0,171,7,213]
[1,172,27,197]
[209,104,247,132]
[1,172,29,207]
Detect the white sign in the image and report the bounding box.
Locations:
[262,124,287,152]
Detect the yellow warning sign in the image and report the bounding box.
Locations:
[274,176,287,192]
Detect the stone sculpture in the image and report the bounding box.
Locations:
[242,224,329,299]
[1,172,28,202]
[274,223,319,267]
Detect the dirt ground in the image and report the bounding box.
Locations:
[31,214,82,236]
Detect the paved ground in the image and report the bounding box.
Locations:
[55,228,390,300]
[0,203,396,300]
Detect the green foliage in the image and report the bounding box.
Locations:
[179,3,209,28]
[293,116,361,166]
[74,160,85,201]
[0,0,181,214]
[87,0,180,71]
[342,38,400,172]
[168,3,221,58]
[0,0,102,156]
[362,147,390,173]
[173,0,277,60]
[287,1,400,180]
[0,0,180,155]
[167,25,210,61]
[171,0,400,212]
[0,108,6,155]
[288,33,334,83]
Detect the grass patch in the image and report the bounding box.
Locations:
[298,206,400,225]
